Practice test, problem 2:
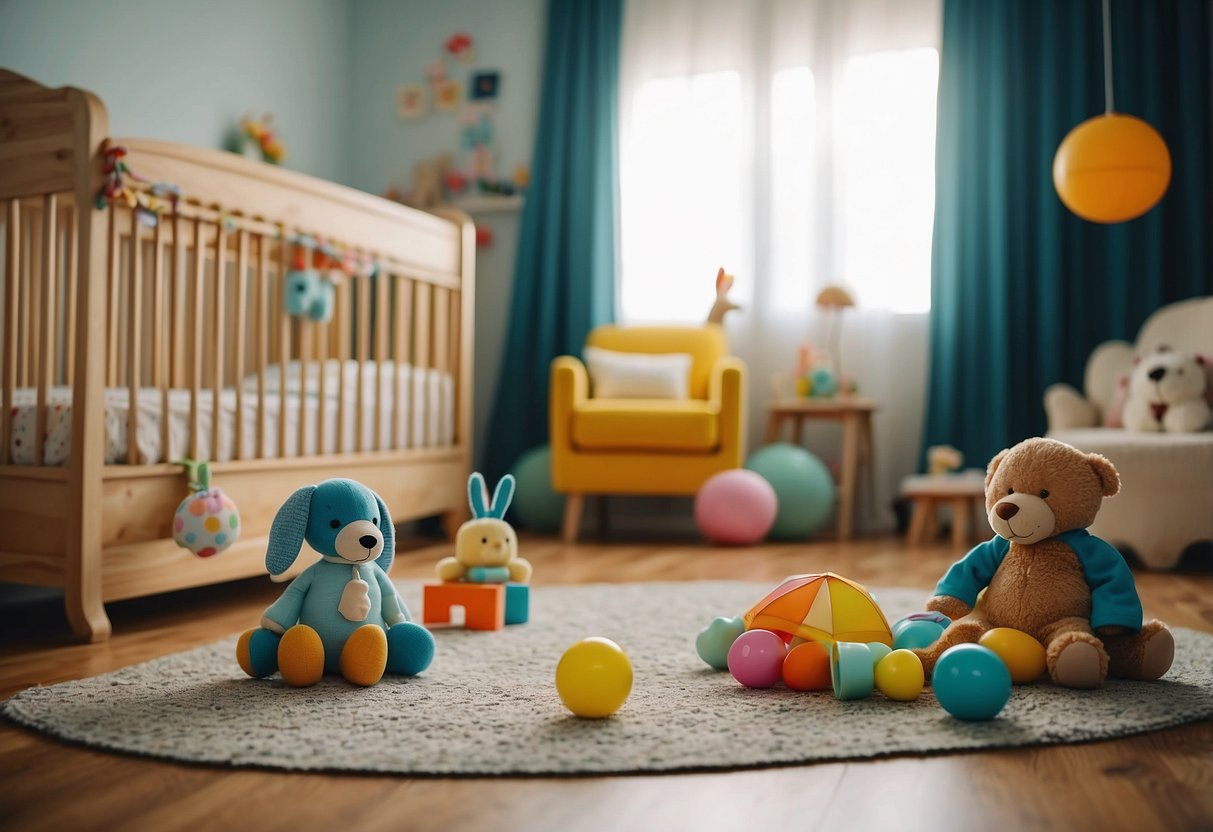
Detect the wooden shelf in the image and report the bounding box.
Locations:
[449,194,524,214]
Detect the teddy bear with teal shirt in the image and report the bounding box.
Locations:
[236,479,435,687]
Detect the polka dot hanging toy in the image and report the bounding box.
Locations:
[172,460,241,558]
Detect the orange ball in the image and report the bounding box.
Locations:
[1053,113,1171,224]
[782,641,831,691]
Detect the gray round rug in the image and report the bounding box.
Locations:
[4,581,1213,776]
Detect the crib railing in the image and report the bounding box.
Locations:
[0,193,78,465]
[0,140,470,469]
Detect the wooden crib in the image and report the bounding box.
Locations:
[0,70,475,641]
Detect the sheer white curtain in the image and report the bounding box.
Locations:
[619,0,941,533]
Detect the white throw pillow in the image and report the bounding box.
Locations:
[583,346,693,399]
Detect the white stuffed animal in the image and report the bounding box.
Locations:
[1122,347,1211,433]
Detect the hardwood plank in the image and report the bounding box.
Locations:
[1,536,1211,832]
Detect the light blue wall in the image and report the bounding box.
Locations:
[350,0,546,467]
[0,0,353,184]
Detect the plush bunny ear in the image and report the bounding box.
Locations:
[489,474,516,519]
[467,472,490,518]
[266,485,316,577]
[374,492,394,573]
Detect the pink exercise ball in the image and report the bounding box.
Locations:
[695,469,778,545]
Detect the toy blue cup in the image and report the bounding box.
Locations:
[831,641,876,700]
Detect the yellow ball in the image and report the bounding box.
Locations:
[555,637,633,718]
[979,627,1046,684]
[1053,113,1171,224]
[874,649,924,701]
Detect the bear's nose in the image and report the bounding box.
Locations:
[995,502,1019,520]
[359,535,377,549]
[1148,367,1166,382]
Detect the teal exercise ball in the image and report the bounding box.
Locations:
[508,445,565,533]
[745,443,835,540]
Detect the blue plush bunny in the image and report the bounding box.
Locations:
[236,478,435,687]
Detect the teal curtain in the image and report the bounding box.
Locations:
[924,0,1212,468]
[484,0,620,481]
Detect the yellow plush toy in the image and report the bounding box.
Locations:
[436,473,532,584]
[914,438,1174,689]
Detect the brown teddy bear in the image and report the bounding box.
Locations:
[914,437,1174,689]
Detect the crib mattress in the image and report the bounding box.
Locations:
[7,360,455,466]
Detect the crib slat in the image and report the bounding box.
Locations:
[154,219,171,461]
[393,276,412,449]
[414,281,431,447]
[27,205,43,394]
[210,223,226,462]
[233,229,248,460]
[276,236,289,459]
[125,208,142,465]
[189,218,204,460]
[356,276,369,453]
[170,211,184,389]
[255,234,267,458]
[106,205,119,387]
[449,287,461,446]
[297,315,309,458]
[2,200,19,464]
[432,287,450,450]
[335,279,349,454]
[64,204,78,386]
[374,269,388,451]
[315,303,328,454]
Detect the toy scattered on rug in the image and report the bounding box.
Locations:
[171,460,240,558]
[707,267,741,324]
[1122,346,1211,433]
[556,637,633,718]
[693,564,1089,721]
[236,479,435,687]
[912,437,1174,690]
[424,473,532,630]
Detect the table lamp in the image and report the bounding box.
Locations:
[816,285,855,390]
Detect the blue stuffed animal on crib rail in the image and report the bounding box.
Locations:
[236,478,435,687]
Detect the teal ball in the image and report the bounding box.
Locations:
[696,616,747,670]
[893,619,946,650]
[745,443,835,539]
[933,644,1012,721]
[508,445,565,533]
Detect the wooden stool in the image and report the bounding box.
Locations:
[901,471,989,548]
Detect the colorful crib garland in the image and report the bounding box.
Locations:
[95,141,382,290]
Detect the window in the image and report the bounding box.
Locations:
[837,49,939,314]
[619,72,744,323]
[620,49,939,321]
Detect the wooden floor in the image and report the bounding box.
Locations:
[2,534,1212,832]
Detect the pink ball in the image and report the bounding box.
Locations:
[695,469,778,545]
[727,629,787,688]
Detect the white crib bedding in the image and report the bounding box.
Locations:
[7,360,455,465]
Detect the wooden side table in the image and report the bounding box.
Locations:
[900,471,989,548]
[764,397,878,541]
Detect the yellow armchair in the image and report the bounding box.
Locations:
[550,324,747,541]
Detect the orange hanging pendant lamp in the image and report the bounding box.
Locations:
[1052,0,1171,223]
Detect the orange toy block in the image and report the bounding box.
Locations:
[423,582,506,631]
